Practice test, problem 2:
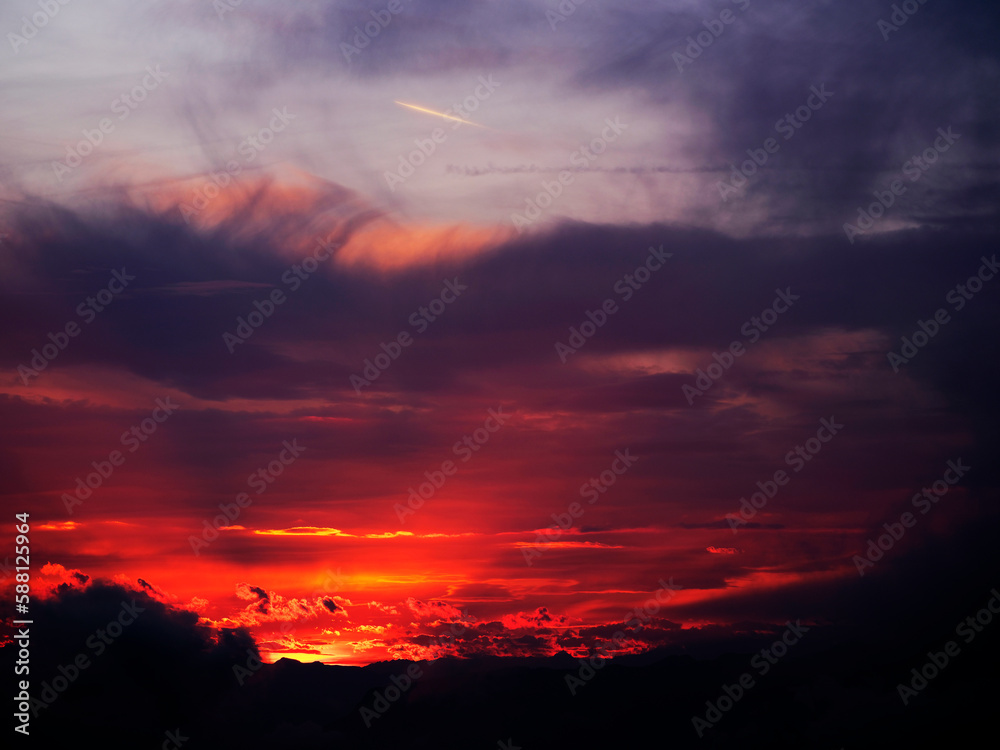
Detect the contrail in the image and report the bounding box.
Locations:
[393,101,487,129]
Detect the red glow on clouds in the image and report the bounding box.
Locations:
[0,179,975,667]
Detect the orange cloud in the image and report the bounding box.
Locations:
[334,220,513,271]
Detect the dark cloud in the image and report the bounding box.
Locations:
[568,0,1000,230]
[0,579,260,747]
[4,577,997,748]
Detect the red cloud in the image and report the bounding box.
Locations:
[406,597,467,622]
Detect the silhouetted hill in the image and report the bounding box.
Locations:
[6,582,998,749]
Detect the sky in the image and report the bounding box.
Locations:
[1,0,999,674]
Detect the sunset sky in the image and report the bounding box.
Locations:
[1,0,998,675]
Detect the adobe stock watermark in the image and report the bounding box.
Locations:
[7,0,74,54]
[717,84,833,201]
[555,244,671,363]
[563,578,679,695]
[188,439,306,555]
[565,639,624,695]
[233,647,265,686]
[359,663,423,727]
[852,458,969,576]
[351,278,467,393]
[887,254,996,372]
[18,268,135,385]
[878,0,931,41]
[726,417,844,533]
[510,116,627,232]
[51,66,169,182]
[158,729,189,750]
[673,0,751,73]
[384,75,500,192]
[546,0,589,31]
[223,233,339,353]
[179,107,296,223]
[395,407,511,523]
[62,397,180,515]
[623,577,683,631]
[213,0,243,20]
[522,448,637,566]
[843,126,960,243]
[363,607,477,710]
[312,567,347,599]
[896,587,998,706]
[682,287,799,405]
[23,600,144,719]
[692,620,809,737]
